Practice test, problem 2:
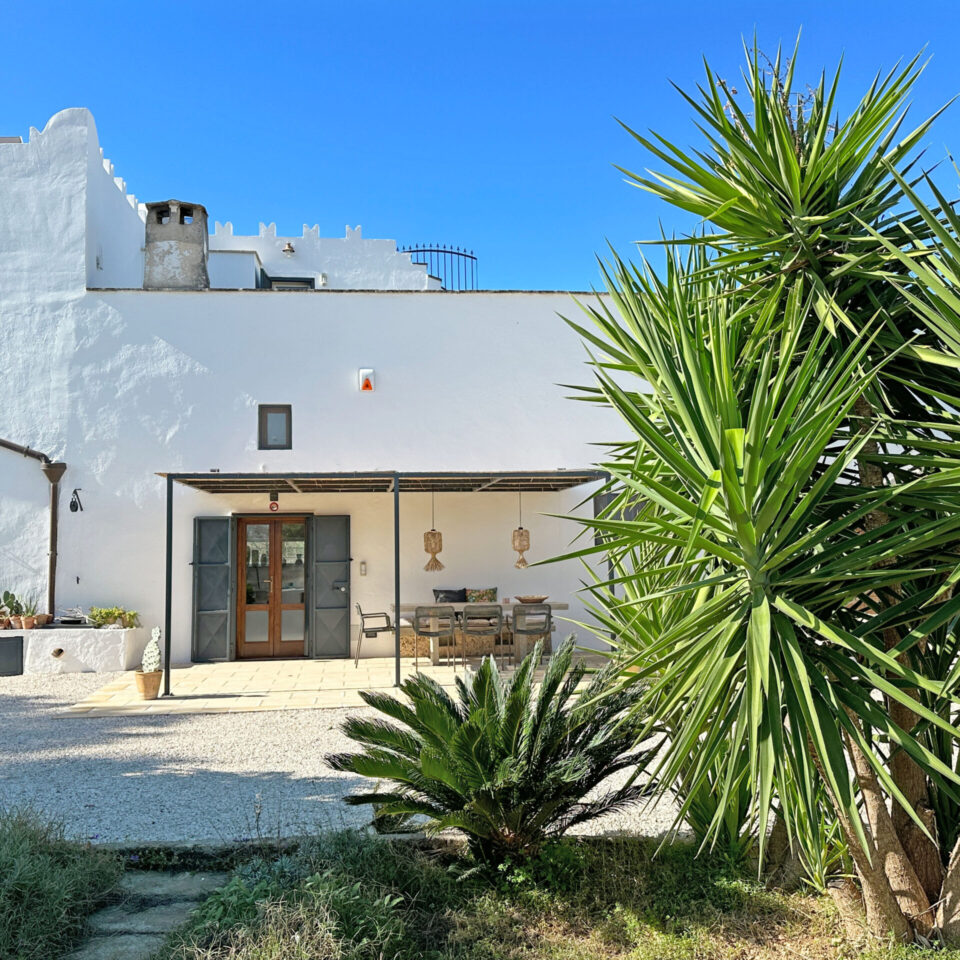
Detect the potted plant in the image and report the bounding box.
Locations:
[3,591,23,629]
[135,627,163,700]
[20,599,37,630]
[88,606,141,629]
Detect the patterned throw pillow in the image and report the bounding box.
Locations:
[466,587,498,603]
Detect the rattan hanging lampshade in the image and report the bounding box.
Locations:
[423,492,445,572]
[512,491,530,569]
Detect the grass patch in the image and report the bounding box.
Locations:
[157,831,843,960]
[0,808,121,960]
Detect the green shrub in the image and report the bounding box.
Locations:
[327,638,659,865]
[0,809,121,960]
[87,605,140,628]
[164,832,461,960]
[158,831,850,960]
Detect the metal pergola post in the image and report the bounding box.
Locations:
[393,471,401,687]
[163,473,174,697]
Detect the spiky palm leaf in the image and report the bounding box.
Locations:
[560,244,960,864]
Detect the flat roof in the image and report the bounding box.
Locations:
[159,470,605,494]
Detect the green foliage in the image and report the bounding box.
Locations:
[327,638,659,865]
[558,41,960,884]
[163,831,463,960]
[158,831,845,960]
[87,605,141,628]
[494,840,587,893]
[1,591,22,617]
[677,744,755,868]
[0,808,121,960]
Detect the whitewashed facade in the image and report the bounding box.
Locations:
[0,109,614,667]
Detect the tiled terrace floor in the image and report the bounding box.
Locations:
[62,653,610,718]
[60,658,469,717]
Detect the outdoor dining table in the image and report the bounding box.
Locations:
[391,602,568,665]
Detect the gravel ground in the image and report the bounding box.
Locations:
[0,672,679,845]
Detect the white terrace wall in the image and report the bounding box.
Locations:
[1,289,615,663]
[209,222,441,290]
[85,134,146,289]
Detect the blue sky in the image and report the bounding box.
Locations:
[4,0,960,289]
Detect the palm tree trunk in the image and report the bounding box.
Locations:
[853,397,944,904]
[844,721,935,936]
[828,877,867,942]
[938,837,960,938]
[812,741,913,941]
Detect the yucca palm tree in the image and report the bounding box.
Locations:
[327,639,659,865]
[563,42,960,941]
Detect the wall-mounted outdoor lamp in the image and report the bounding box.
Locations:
[69,489,83,513]
[282,241,295,257]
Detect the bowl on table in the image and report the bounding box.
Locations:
[513,595,548,604]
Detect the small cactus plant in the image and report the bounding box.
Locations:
[2,591,22,617]
[141,627,162,673]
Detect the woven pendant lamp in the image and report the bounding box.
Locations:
[512,491,530,569]
[423,492,445,572]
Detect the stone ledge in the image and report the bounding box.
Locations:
[21,627,147,674]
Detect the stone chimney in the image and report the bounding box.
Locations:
[144,200,209,289]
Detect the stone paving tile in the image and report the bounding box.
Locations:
[59,655,607,718]
[66,871,230,960]
[65,932,168,960]
[120,870,229,901]
[89,900,199,934]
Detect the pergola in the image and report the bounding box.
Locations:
[158,470,606,694]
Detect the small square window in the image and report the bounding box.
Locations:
[258,404,292,450]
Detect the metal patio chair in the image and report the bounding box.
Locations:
[511,603,553,664]
[461,603,503,666]
[413,605,458,671]
[354,602,395,667]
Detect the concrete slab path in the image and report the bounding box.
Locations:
[65,870,227,960]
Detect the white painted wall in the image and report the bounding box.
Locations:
[0,110,618,667]
[0,109,90,295]
[208,250,261,289]
[211,222,442,290]
[85,137,146,289]
[2,289,613,663]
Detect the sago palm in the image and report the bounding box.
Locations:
[327,639,660,865]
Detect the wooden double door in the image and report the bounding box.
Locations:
[237,517,308,658]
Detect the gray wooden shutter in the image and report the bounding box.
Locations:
[308,515,350,658]
[192,516,235,661]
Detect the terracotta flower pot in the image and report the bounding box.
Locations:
[10,616,22,629]
[135,670,163,700]
[0,618,8,630]
[21,616,36,630]
[35,614,53,626]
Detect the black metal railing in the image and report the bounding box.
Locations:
[398,244,478,291]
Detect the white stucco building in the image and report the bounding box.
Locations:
[0,108,614,673]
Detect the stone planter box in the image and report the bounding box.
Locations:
[21,627,149,675]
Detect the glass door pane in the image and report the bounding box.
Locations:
[277,520,306,651]
[245,524,271,605]
[279,522,306,603]
[244,610,270,645]
[238,522,272,657]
